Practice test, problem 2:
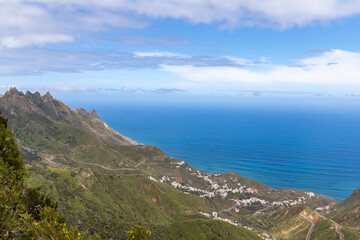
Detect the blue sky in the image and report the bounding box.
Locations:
[1,1,360,101]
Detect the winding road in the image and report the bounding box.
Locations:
[335,225,345,240]
[301,211,345,240]
[300,212,315,240]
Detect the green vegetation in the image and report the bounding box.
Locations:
[1,88,359,239]
[327,188,360,232]
[127,225,151,240]
[0,89,261,239]
[0,110,96,239]
[25,165,262,239]
[162,219,260,239]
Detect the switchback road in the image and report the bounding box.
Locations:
[301,212,315,240]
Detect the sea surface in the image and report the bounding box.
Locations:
[78,97,360,201]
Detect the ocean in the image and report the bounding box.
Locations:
[77,97,360,201]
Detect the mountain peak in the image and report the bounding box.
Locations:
[7,87,24,97]
[9,87,19,93]
[0,88,138,146]
[25,90,42,103]
[43,91,55,101]
[90,109,99,118]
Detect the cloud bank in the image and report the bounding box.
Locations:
[161,49,360,87]
[2,47,360,89]
[1,0,360,48]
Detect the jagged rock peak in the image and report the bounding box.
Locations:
[6,88,49,101]
[7,87,25,96]
[90,109,99,118]
[42,91,54,100]
[9,87,19,93]
[25,90,42,102]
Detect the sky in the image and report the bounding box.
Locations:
[1,0,360,102]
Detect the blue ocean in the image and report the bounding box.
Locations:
[76,97,360,201]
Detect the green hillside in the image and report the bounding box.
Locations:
[327,188,360,232]
[0,109,98,239]
[1,88,359,239]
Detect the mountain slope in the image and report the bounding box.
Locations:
[1,88,356,239]
[244,205,359,240]
[327,188,360,232]
[0,89,263,239]
[0,87,137,147]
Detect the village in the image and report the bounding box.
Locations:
[148,169,321,240]
[148,161,319,211]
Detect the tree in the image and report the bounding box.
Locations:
[0,110,97,239]
[0,110,25,180]
[0,110,27,238]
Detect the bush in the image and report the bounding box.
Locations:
[127,225,151,240]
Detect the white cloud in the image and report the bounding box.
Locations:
[39,0,360,29]
[160,49,360,88]
[0,46,267,75]
[1,0,360,48]
[37,86,101,92]
[223,56,267,65]
[0,0,145,48]
[2,47,360,92]
[0,34,73,48]
[134,51,190,58]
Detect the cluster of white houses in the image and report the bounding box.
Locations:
[149,171,260,199]
[149,172,317,209]
[232,194,316,208]
[200,212,239,226]
[233,197,268,206]
[315,205,331,212]
[269,196,307,207]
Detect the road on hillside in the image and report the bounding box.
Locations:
[219,206,235,213]
[300,212,315,240]
[83,162,138,171]
[219,204,265,213]
[336,225,345,240]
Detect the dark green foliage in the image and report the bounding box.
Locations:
[24,187,59,221]
[0,110,26,238]
[0,110,95,239]
[0,110,25,181]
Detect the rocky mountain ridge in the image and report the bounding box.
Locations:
[1,87,137,146]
